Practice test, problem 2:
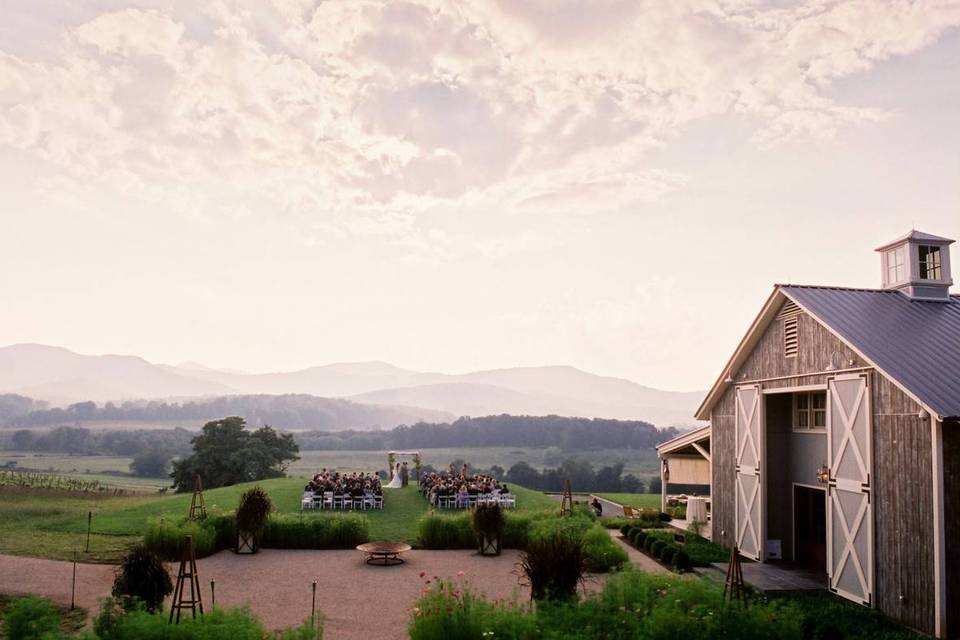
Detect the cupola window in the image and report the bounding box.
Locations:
[918,245,942,280]
[886,246,906,283]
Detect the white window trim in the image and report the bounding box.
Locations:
[792,391,827,433]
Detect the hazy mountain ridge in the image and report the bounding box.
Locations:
[0,344,703,426]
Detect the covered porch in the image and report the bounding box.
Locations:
[656,425,711,535]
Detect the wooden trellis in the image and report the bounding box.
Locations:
[723,545,748,609]
[169,535,204,623]
[560,479,573,516]
[189,475,207,521]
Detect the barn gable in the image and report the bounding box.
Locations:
[704,292,938,635]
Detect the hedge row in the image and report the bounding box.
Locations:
[418,508,627,573]
[143,512,369,560]
[619,524,693,572]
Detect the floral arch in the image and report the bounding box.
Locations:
[386,450,422,480]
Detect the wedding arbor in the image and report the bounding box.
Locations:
[386,450,422,480]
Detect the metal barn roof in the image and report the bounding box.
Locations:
[781,285,960,420]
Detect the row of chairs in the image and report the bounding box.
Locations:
[301,491,384,510]
[430,493,516,509]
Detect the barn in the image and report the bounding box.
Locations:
[694,230,959,638]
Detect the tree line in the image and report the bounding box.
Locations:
[425,457,660,494]
[297,415,678,451]
[1,394,433,430]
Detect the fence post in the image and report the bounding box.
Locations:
[311,581,316,625]
[210,579,216,608]
[85,511,92,553]
[70,550,77,610]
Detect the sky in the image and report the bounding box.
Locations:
[0,0,958,391]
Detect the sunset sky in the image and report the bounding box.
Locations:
[1,1,958,390]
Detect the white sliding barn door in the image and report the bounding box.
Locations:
[735,385,763,561]
[826,373,873,605]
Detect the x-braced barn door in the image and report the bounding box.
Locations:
[826,373,873,606]
[735,384,763,561]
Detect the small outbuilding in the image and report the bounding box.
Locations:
[695,230,959,638]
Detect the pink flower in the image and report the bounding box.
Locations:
[419,571,426,578]
[457,571,465,577]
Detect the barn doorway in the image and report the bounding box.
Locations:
[793,485,826,572]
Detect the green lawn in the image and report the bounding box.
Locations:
[0,478,556,561]
[595,493,661,510]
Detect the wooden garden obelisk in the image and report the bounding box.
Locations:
[188,475,207,521]
[169,535,204,623]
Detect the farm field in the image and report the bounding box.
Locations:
[291,447,660,479]
[0,478,554,563]
[0,446,661,490]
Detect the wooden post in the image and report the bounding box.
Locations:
[70,550,77,610]
[722,545,748,609]
[169,535,204,623]
[311,580,317,625]
[560,479,573,516]
[85,511,92,553]
[210,580,215,608]
[660,458,669,513]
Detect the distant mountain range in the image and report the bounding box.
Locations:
[0,344,703,427]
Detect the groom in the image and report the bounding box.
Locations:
[400,462,409,487]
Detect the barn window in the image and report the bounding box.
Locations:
[794,392,826,431]
[918,245,942,280]
[783,317,799,358]
[886,246,906,283]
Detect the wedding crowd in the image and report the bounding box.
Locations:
[419,464,516,509]
[302,469,384,510]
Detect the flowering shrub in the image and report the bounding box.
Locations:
[408,569,804,640]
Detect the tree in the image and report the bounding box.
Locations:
[620,473,645,493]
[505,461,541,488]
[129,449,172,478]
[648,476,663,494]
[170,417,299,492]
[11,429,34,450]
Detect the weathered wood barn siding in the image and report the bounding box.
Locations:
[871,375,934,634]
[944,420,960,638]
[709,302,937,636]
[710,308,865,547]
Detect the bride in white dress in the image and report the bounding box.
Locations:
[384,462,403,489]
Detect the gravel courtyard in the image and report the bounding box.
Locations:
[0,549,553,639]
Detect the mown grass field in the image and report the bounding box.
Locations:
[595,492,661,509]
[0,478,556,563]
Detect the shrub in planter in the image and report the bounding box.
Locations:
[644,536,656,553]
[519,532,586,602]
[417,512,476,549]
[111,545,172,612]
[619,524,632,536]
[674,549,693,572]
[236,486,272,553]
[657,511,672,522]
[631,529,647,548]
[472,503,505,555]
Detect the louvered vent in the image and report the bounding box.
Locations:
[783,317,799,358]
[778,300,800,318]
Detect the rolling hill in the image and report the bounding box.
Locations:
[0,344,703,426]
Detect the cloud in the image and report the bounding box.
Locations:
[1,0,958,239]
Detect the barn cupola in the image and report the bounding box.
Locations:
[875,230,954,300]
